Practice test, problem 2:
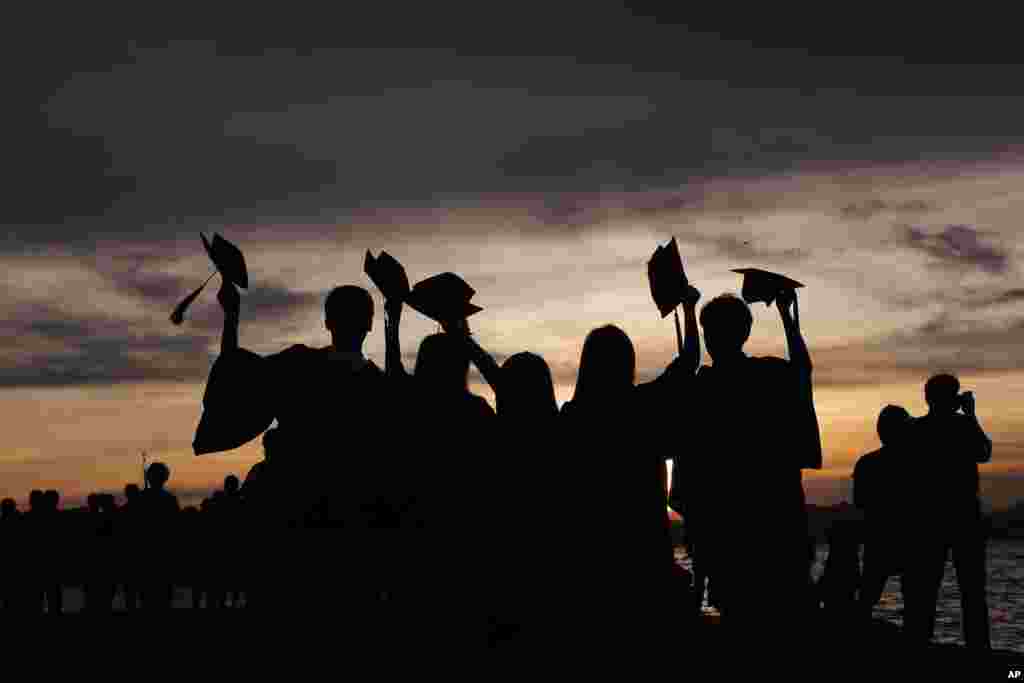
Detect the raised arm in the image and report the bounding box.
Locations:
[217,282,240,354]
[385,299,409,379]
[680,285,701,375]
[961,392,993,463]
[776,289,811,376]
[441,318,501,392]
[645,285,701,392]
[776,289,822,469]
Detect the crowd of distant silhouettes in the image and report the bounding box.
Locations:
[0,465,252,612]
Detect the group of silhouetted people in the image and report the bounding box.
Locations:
[852,375,992,649]
[0,464,263,613]
[183,269,834,643]
[0,264,995,652]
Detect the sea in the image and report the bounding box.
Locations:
[675,539,1024,652]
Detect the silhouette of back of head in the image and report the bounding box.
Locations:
[877,405,912,447]
[146,462,171,490]
[44,490,59,512]
[87,494,101,513]
[925,373,960,414]
[325,286,374,347]
[29,489,43,512]
[224,475,240,496]
[572,325,635,402]
[415,333,469,394]
[498,352,558,419]
[699,294,753,362]
[1,498,16,520]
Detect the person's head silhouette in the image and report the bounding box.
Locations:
[573,325,635,403]
[87,493,101,513]
[44,490,59,512]
[325,286,374,352]
[224,475,240,496]
[497,352,558,420]
[414,333,469,394]
[925,374,961,415]
[1,498,16,520]
[699,294,753,363]
[877,405,911,447]
[124,483,140,504]
[146,462,171,491]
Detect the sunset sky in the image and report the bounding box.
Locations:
[5,10,1024,508]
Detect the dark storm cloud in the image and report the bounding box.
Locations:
[7,26,1024,252]
[904,224,1011,274]
[0,303,213,387]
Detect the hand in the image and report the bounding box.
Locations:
[961,391,976,417]
[776,288,797,316]
[681,284,701,309]
[217,281,240,318]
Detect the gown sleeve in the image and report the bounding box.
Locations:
[192,345,303,455]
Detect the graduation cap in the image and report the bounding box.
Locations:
[405,272,483,324]
[732,268,803,307]
[647,237,688,318]
[364,250,410,302]
[170,233,250,325]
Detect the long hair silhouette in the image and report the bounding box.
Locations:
[414,333,470,394]
[497,352,558,420]
[572,325,635,402]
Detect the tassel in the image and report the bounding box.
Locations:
[170,272,217,325]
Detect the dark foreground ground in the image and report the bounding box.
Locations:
[9,607,1021,676]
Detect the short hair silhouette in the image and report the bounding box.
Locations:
[925,373,960,412]
[87,493,101,513]
[877,405,912,446]
[497,352,559,419]
[699,294,753,359]
[325,286,374,338]
[414,333,469,394]
[573,325,636,402]
[1,498,16,518]
[44,490,59,509]
[224,475,240,495]
[29,489,43,510]
[124,483,140,501]
[146,462,171,489]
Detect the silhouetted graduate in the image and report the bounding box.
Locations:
[441,318,570,640]
[903,374,992,650]
[853,405,912,618]
[559,283,701,635]
[675,270,822,636]
[381,271,494,621]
